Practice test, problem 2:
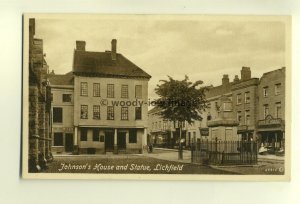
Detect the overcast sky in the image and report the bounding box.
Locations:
[34,16,286,100]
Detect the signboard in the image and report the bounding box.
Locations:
[200,128,209,136]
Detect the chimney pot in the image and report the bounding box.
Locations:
[222,74,229,85]
[76,41,86,51]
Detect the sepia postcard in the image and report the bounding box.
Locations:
[22,14,291,180]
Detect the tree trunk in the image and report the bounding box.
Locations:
[178,125,183,160]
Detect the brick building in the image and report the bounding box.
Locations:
[148,67,286,154]
[28,18,52,172]
[49,39,151,154]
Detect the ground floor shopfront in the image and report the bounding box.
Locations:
[52,127,146,154]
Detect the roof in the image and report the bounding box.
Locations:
[73,50,151,79]
[48,72,74,86]
[148,106,161,114]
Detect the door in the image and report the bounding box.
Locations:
[105,131,114,152]
[65,133,74,152]
[117,132,126,150]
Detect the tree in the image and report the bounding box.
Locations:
[154,75,208,159]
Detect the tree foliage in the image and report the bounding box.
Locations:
[154,75,208,124]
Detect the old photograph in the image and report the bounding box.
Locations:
[22,14,291,180]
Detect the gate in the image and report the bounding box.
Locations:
[191,140,258,165]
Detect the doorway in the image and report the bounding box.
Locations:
[117,132,126,150]
[105,131,114,152]
[65,133,74,152]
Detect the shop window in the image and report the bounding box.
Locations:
[53,132,63,146]
[81,129,87,141]
[93,129,100,141]
[129,129,137,143]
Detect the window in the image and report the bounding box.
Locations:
[53,133,63,146]
[244,92,250,104]
[53,107,63,123]
[93,83,100,97]
[263,104,269,119]
[245,110,250,125]
[263,86,268,97]
[107,106,114,120]
[237,94,242,105]
[135,85,142,99]
[135,107,142,120]
[276,102,282,118]
[129,129,137,143]
[237,111,242,123]
[80,129,87,141]
[93,129,100,141]
[107,84,114,98]
[275,83,281,95]
[62,94,72,102]
[93,105,100,120]
[223,102,232,111]
[121,107,128,120]
[80,105,88,119]
[121,85,128,98]
[81,82,88,96]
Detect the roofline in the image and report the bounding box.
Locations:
[73,72,151,80]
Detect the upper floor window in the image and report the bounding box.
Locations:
[121,85,129,98]
[81,82,88,96]
[237,111,242,124]
[93,83,100,97]
[244,92,250,104]
[263,104,269,119]
[121,107,129,120]
[107,106,114,120]
[80,105,88,119]
[135,85,142,99]
[93,105,100,120]
[263,86,268,97]
[245,110,250,125]
[53,107,63,123]
[62,94,72,102]
[135,107,142,120]
[237,94,242,105]
[276,102,282,118]
[107,84,114,98]
[275,83,281,95]
[223,102,232,111]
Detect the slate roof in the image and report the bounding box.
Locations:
[48,72,74,86]
[73,50,151,79]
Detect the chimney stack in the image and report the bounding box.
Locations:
[233,75,239,83]
[222,74,229,85]
[241,67,251,81]
[76,41,86,51]
[111,39,117,60]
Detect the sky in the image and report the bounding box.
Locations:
[34,15,287,100]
